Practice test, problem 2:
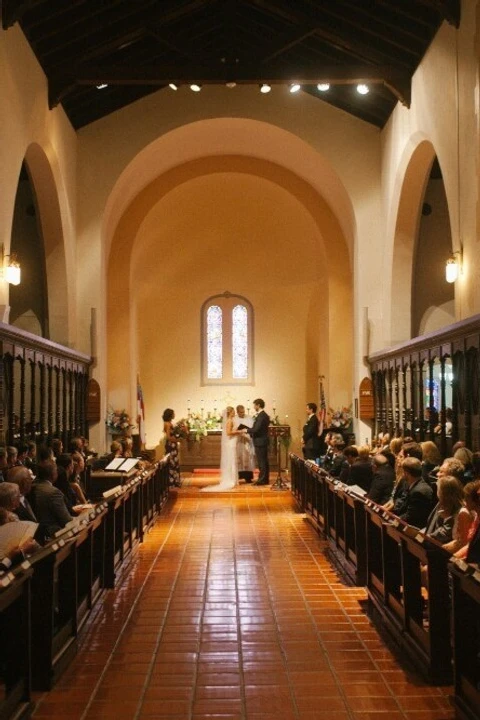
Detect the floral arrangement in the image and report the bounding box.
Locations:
[328,406,353,429]
[175,412,223,442]
[106,408,135,434]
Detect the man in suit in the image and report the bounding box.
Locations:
[248,398,270,485]
[367,454,394,504]
[30,461,73,538]
[7,466,37,522]
[302,403,321,461]
[397,457,435,529]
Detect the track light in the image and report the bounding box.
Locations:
[96,83,108,90]
[356,84,370,95]
[260,83,271,94]
[317,83,330,92]
[190,84,202,92]
[168,83,178,91]
[289,83,301,93]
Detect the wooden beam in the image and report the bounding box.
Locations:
[415,0,460,27]
[49,61,411,108]
[1,0,33,29]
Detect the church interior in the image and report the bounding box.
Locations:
[1,1,480,719]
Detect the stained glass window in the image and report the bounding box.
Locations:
[232,305,248,379]
[202,294,253,384]
[207,305,223,379]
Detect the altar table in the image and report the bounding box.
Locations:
[179,430,280,472]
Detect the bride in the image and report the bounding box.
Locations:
[202,406,247,491]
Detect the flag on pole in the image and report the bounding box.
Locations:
[137,377,146,447]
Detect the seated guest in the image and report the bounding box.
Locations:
[328,437,347,478]
[56,454,84,512]
[437,457,465,485]
[6,446,21,469]
[454,446,474,484]
[339,445,358,483]
[0,447,8,482]
[389,437,404,481]
[420,441,442,483]
[320,432,335,468]
[69,437,85,459]
[30,461,73,538]
[23,441,37,472]
[385,441,424,513]
[368,454,395,505]
[454,480,480,559]
[120,437,134,458]
[71,451,88,503]
[16,443,29,466]
[7,466,37,522]
[344,446,374,493]
[0,508,38,574]
[50,438,63,459]
[0,482,22,517]
[36,444,55,472]
[424,475,473,552]
[396,457,435,529]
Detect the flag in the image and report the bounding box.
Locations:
[137,377,146,447]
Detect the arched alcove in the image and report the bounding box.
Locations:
[390,138,454,343]
[9,161,49,336]
[105,153,353,444]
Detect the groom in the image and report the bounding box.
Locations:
[248,398,270,486]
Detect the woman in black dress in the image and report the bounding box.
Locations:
[163,408,181,487]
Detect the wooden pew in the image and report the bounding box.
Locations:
[0,567,34,720]
[449,558,480,720]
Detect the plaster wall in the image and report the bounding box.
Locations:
[0,25,78,344]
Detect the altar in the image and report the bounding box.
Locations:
[179,429,281,472]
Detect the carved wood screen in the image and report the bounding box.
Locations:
[0,322,91,447]
[369,314,480,454]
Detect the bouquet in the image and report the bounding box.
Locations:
[329,406,353,429]
[173,419,190,439]
[106,408,135,433]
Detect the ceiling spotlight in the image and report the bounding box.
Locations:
[356,83,370,95]
[317,83,330,92]
[289,83,301,93]
[226,82,237,88]
[260,83,271,94]
[168,83,178,91]
[190,84,202,92]
[96,83,108,90]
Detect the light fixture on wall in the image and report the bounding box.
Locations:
[259,83,271,94]
[0,244,21,285]
[289,83,301,93]
[190,84,202,92]
[445,251,462,283]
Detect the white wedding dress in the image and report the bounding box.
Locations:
[201,413,238,492]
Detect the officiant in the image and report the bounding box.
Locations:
[234,405,255,484]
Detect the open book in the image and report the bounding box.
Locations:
[105,457,140,472]
[0,520,38,559]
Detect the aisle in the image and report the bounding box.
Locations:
[32,491,454,720]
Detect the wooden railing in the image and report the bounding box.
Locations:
[0,459,170,718]
[290,455,480,695]
[0,322,91,447]
[368,312,480,453]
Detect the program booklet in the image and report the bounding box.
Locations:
[0,520,38,559]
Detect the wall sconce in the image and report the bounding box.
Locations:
[445,250,461,283]
[0,244,21,285]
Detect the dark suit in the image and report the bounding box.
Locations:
[30,479,72,538]
[367,464,394,505]
[249,410,270,484]
[15,497,37,523]
[424,503,455,544]
[398,477,435,529]
[302,414,321,461]
[348,460,375,493]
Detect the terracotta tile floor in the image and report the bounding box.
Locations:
[31,490,455,719]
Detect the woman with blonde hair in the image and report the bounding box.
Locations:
[421,440,442,482]
[426,475,473,553]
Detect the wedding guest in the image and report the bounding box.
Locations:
[368,454,394,504]
[454,446,474,483]
[396,457,435,529]
[0,482,21,516]
[7,446,21,469]
[163,408,181,487]
[424,475,472,553]
[328,437,347,478]
[30,461,73,537]
[7,466,37,522]
[420,441,442,482]
[0,448,8,482]
[50,438,63,459]
[234,405,255,483]
[56,454,85,512]
[0,508,38,573]
[339,445,359,483]
[437,457,465,485]
[70,452,88,503]
[302,403,321,461]
[454,480,480,560]
[23,442,37,472]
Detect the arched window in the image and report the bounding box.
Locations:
[202,292,254,385]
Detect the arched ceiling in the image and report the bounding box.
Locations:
[2,0,460,129]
